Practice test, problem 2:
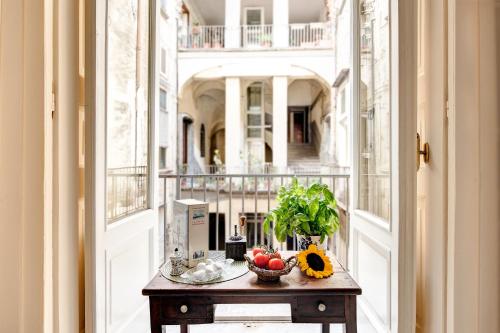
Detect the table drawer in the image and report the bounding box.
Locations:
[296,296,345,319]
[160,298,213,321]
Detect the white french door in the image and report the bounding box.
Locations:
[86,0,159,332]
[349,0,416,332]
[243,7,265,47]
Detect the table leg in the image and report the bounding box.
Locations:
[149,298,163,333]
[150,324,162,333]
[180,324,189,333]
[322,323,330,333]
[345,295,357,333]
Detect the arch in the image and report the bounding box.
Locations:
[178,61,334,97]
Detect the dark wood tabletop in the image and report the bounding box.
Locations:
[143,251,361,296]
[143,251,361,333]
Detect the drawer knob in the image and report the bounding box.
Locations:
[180,305,188,313]
[318,302,327,312]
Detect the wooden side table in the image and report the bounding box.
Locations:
[143,252,361,333]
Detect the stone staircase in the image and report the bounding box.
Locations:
[287,143,322,173]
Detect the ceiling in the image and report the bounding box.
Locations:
[188,0,325,26]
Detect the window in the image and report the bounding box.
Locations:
[160,88,167,112]
[244,7,264,25]
[200,124,206,158]
[105,0,150,223]
[160,48,167,74]
[358,0,391,221]
[246,83,268,166]
[246,84,263,138]
[159,147,167,170]
[160,0,168,15]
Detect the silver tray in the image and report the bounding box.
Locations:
[160,251,248,285]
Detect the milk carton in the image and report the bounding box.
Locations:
[173,199,209,268]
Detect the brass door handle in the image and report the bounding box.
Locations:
[417,133,430,170]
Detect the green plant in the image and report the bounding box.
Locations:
[263,178,339,243]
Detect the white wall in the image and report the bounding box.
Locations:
[0,0,47,332]
[159,0,179,171]
[332,0,351,166]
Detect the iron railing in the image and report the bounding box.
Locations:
[180,25,226,49]
[107,166,148,222]
[179,23,333,50]
[241,24,273,48]
[289,22,333,48]
[159,172,350,266]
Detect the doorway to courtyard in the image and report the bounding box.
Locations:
[288,107,309,144]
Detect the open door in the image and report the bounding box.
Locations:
[85,0,159,332]
[349,0,416,332]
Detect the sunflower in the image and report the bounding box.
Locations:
[297,244,333,278]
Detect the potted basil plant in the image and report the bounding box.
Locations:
[263,178,339,250]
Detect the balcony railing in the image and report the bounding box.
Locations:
[179,22,332,50]
[158,172,350,267]
[180,25,226,49]
[178,163,345,175]
[289,22,333,48]
[107,166,148,222]
[241,24,273,48]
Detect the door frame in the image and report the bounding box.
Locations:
[349,0,417,331]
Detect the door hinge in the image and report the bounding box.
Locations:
[445,100,449,119]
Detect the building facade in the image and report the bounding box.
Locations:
[165,0,339,175]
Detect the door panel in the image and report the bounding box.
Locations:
[86,0,159,332]
[353,231,391,327]
[350,0,416,331]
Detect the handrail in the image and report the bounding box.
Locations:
[158,172,350,267]
[179,22,332,50]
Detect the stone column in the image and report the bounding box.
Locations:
[272,77,288,171]
[225,0,241,48]
[225,77,242,172]
[273,0,289,48]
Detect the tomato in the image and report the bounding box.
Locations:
[252,246,266,257]
[268,258,285,270]
[267,249,281,260]
[253,253,270,268]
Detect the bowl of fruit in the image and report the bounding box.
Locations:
[244,246,297,282]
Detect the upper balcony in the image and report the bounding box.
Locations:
[179,22,333,50]
[179,0,333,51]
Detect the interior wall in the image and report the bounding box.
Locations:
[449,0,500,332]
[78,0,86,331]
[0,0,46,332]
[477,0,499,330]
